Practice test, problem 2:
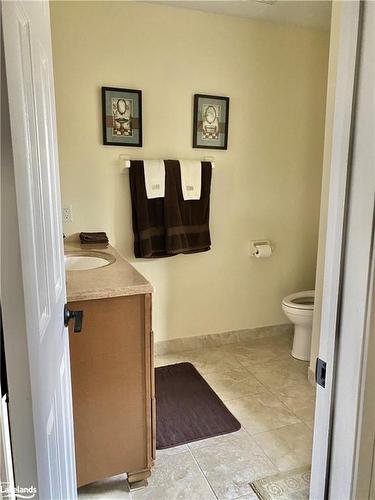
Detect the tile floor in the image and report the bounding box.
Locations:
[78,332,316,500]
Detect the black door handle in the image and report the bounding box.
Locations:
[64,304,83,333]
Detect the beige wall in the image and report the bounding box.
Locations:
[309,3,341,379]
[51,1,329,342]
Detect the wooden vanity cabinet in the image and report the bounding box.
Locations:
[68,292,155,488]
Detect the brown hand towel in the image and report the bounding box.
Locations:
[129,161,166,258]
[164,160,212,255]
[79,232,109,244]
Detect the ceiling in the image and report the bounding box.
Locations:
[147,0,332,31]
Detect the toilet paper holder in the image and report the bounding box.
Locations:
[250,240,272,257]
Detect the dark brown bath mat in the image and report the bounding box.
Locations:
[156,362,241,449]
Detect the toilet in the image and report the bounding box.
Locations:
[281,290,315,361]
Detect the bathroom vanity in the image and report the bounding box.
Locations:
[65,242,155,488]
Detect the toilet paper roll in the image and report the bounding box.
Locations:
[254,244,272,258]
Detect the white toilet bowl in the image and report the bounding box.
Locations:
[281,290,315,361]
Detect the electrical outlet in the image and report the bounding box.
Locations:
[62,205,73,224]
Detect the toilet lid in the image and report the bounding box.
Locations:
[282,290,315,310]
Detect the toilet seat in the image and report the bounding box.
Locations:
[282,290,314,311]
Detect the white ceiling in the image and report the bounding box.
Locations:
[147,0,332,31]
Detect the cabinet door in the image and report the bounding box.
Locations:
[69,295,149,487]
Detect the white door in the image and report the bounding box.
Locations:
[2,1,77,498]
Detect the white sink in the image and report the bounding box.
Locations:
[64,251,116,271]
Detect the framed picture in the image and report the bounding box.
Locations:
[193,94,229,150]
[102,87,142,147]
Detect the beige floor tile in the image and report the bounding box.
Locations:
[245,359,309,390]
[190,429,277,499]
[204,367,266,401]
[130,449,216,499]
[270,383,316,413]
[188,428,252,451]
[131,474,216,500]
[156,444,189,464]
[150,450,200,483]
[155,348,241,375]
[187,429,240,451]
[226,392,301,435]
[244,334,293,352]
[250,356,308,373]
[252,422,313,472]
[219,343,292,368]
[305,420,315,430]
[204,464,275,500]
[78,473,131,499]
[188,349,242,375]
[294,404,316,428]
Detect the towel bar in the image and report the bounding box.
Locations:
[119,155,215,174]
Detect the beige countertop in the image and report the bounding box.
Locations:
[65,242,153,302]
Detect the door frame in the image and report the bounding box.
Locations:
[310,1,375,498]
[310,1,361,496]
[328,1,374,497]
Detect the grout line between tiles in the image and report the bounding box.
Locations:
[220,388,270,404]
[239,425,281,473]
[232,493,258,500]
[187,447,219,500]
[250,422,315,474]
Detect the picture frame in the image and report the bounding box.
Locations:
[102,86,143,147]
[193,94,229,150]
